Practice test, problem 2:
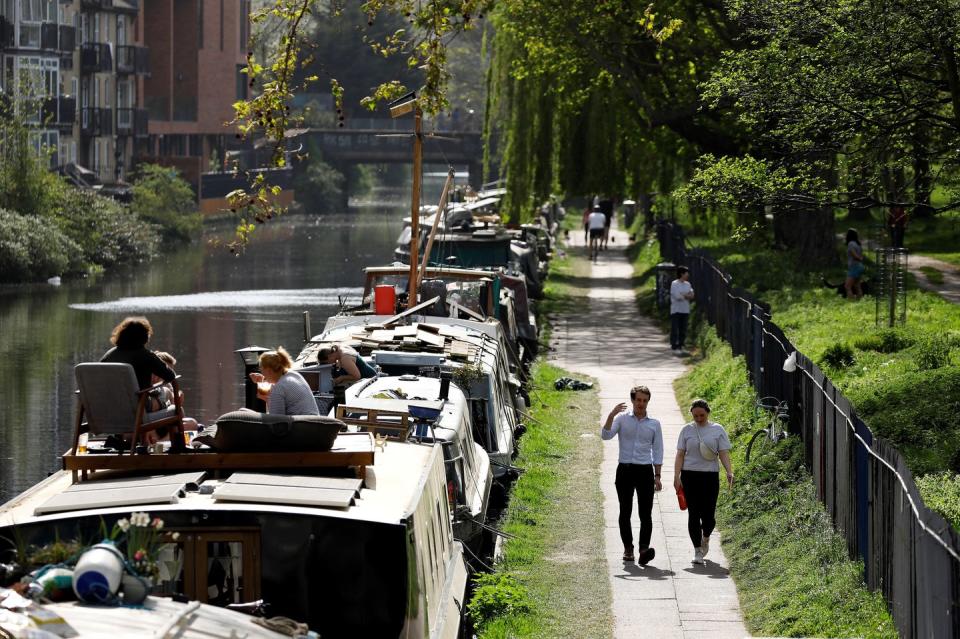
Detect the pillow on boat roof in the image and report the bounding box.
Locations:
[200,411,345,452]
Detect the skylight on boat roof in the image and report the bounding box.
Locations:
[35,485,183,516]
[213,483,355,509]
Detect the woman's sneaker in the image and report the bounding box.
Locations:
[701,535,710,558]
[692,548,705,565]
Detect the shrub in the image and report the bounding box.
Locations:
[853,329,914,353]
[52,188,159,269]
[467,573,531,629]
[914,336,952,371]
[820,342,855,369]
[131,164,201,241]
[292,146,345,213]
[0,208,81,283]
[915,472,960,532]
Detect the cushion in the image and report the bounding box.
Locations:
[205,411,344,452]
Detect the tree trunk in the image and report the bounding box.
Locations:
[772,207,837,266]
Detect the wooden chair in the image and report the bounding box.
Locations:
[72,362,187,455]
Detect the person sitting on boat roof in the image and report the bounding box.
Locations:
[316,344,378,386]
[101,316,175,390]
[249,347,320,416]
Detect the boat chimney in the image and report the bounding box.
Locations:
[439,372,452,401]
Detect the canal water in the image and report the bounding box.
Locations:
[0,186,428,503]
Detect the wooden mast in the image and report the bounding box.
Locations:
[408,107,423,309]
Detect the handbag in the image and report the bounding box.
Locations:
[695,424,719,460]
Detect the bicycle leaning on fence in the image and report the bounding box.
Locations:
[745,396,790,462]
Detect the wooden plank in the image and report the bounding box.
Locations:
[63,433,375,475]
[448,341,472,359]
[368,329,396,342]
[447,300,485,321]
[416,323,440,334]
[381,296,441,327]
[416,330,446,349]
[393,325,418,337]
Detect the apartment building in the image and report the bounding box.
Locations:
[137,0,253,205]
[0,0,77,168]
[0,0,148,185]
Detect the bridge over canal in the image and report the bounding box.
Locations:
[302,125,484,187]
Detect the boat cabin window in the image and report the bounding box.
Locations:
[154,528,261,605]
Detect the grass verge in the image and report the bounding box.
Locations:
[470,238,612,638]
[628,235,897,638]
[919,265,946,285]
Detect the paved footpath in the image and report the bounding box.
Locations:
[550,226,750,639]
[906,253,960,305]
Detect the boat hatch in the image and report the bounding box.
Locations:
[35,483,187,515]
[213,476,357,509]
[224,473,362,498]
[372,351,446,367]
[63,471,206,492]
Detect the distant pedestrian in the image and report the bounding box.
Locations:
[887,206,908,249]
[670,266,695,355]
[845,228,864,300]
[598,197,614,249]
[601,385,663,566]
[587,205,606,262]
[673,399,733,565]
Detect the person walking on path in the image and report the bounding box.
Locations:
[845,228,865,300]
[670,266,695,355]
[601,385,663,566]
[673,399,734,565]
[887,206,908,249]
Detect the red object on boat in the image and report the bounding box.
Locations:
[374,285,396,315]
[677,486,687,511]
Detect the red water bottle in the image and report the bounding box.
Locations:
[677,486,687,511]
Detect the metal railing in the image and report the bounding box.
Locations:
[658,221,960,639]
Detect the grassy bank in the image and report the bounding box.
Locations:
[666,230,960,529]
[469,244,612,638]
[628,237,897,638]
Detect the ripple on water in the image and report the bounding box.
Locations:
[69,287,365,313]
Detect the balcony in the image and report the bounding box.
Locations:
[81,107,113,136]
[58,25,75,52]
[0,17,13,48]
[116,107,148,136]
[42,95,76,129]
[116,45,149,75]
[80,42,112,73]
[80,0,139,13]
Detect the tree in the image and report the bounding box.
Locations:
[227,0,492,248]
[131,164,202,242]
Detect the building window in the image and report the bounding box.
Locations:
[116,15,125,45]
[219,0,224,50]
[239,0,249,51]
[235,64,245,101]
[197,0,203,49]
[30,129,57,166]
[188,134,202,157]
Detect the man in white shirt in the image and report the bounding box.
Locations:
[670,266,695,355]
[587,204,606,262]
[601,385,663,565]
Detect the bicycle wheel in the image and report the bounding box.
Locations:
[745,428,770,463]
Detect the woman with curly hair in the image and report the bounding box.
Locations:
[101,316,175,390]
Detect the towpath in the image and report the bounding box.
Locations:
[905,253,960,305]
[550,226,750,639]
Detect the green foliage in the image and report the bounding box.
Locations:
[52,188,160,270]
[468,573,531,629]
[914,336,952,371]
[0,107,66,218]
[853,329,914,354]
[820,342,855,370]
[131,164,201,242]
[919,265,945,285]
[676,324,896,638]
[292,146,345,213]
[915,472,960,532]
[0,208,82,283]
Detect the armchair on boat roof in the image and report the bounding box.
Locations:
[72,362,187,455]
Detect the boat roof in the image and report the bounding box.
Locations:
[364,265,496,280]
[0,439,442,529]
[0,595,290,638]
[346,376,467,436]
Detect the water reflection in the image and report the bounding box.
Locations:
[0,202,406,502]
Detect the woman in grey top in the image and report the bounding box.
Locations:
[673,399,734,565]
[248,347,320,416]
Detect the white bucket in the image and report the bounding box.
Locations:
[73,542,125,603]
